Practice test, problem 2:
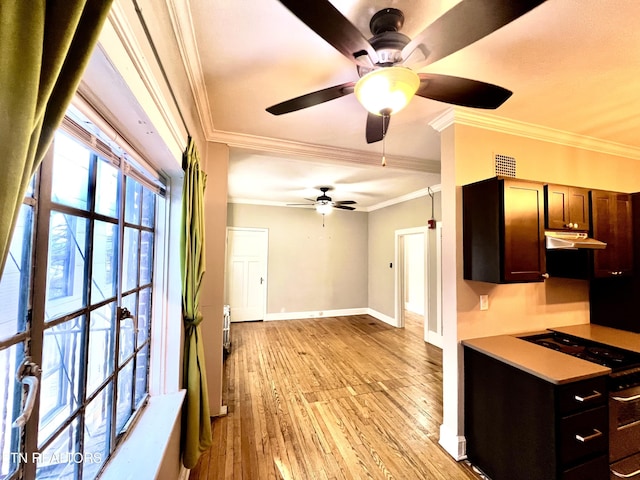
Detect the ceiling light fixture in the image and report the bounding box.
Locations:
[354,66,420,115]
[316,202,332,215]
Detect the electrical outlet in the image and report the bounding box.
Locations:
[479,295,489,311]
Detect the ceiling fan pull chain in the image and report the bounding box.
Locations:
[381,114,388,167]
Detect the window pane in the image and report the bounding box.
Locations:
[0,204,33,341]
[139,231,153,286]
[124,178,141,225]
[87,304,115,396]
[95,158,119,218]
[46,213,88,321]
[0,344,24,478]
[39,317,84,446]
[83,384,111,480]
[51,132,90,210]
[119,295,136,364]
[35,418,80,480]
[141,187,155,228]
[115,361,134,434]
[137,288,151,348]
[91,221,118,304]
[122,228,139,292]
[134,346,149,407]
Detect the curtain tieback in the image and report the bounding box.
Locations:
[184,311,203,328]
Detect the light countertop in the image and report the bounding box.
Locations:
[462,333,611,385]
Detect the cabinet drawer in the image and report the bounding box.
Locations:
[558,376,607,415]
[561,454,608,480]
[611,452,640,479]
[560,406,608,465]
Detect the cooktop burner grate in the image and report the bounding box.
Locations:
[522,332,640,372]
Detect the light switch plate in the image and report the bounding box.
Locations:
[479,295,489,311]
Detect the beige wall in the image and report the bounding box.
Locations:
[368,194,442,319]
[227,203,368,314]
[200,142,229,415]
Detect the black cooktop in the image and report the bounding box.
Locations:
[522,331,640,372]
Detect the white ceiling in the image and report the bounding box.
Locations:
[171,0,640,208]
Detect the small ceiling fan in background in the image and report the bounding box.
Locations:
[288,186,357,221]
[266,0,547,144]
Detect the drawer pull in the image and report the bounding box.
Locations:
[575,429,602,443]
[611,466,640,478]
[612,393,640,403]
[574,390,602,402]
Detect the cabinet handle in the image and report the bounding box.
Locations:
[612,393,640,403]
[611,466,640,478]
[541,273,549,279]
[575,429,602,443]
[574,390,602,402]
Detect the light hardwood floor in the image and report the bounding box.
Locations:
[190,313,481,480]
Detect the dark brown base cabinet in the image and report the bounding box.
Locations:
[464,347,609,480]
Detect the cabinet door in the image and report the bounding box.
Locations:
[503,180,546,282]
[545,185,589,230]
[615,193,633,275]
[546,184,570,230]
[568,187,590,230]
[591,190,633,277]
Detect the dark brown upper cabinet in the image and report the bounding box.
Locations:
[590,190,633,278]
[463,177,546,283]
[545,184,590,231]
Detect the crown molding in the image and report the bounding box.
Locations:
[210,129,441,173]
[367,184,441,212]
[164,0,215,137]
[429,108,640,161]
[229,185,442,212]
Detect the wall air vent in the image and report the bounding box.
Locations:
[495,154,516,177]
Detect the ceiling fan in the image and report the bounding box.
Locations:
[266,0,547,143]
[288,187,357,214]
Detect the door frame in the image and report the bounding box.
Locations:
[394,227,428,334]
[394,225,443,347]
[225,227,269,322]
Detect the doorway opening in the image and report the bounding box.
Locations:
[394,225,443,347]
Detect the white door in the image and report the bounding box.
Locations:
[226,228,268,322]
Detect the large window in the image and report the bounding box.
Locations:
[0,110,165,480]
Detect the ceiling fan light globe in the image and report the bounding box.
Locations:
[316,202,332,215]
[354,67,419,116]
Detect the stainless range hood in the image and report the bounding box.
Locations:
[545,231,607,250]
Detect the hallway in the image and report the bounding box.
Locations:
[190,314,480,479]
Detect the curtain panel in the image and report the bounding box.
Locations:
[181,137,213,468]
[0,0,113,276]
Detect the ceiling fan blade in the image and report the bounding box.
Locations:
[334,205,356,211]
[266,82,355,115]
[416,73,512,109]
[365,113,391,144]
[287,203,315,206]
[276,0,378,67]
[402,0,546,67]
[334,200,356,205]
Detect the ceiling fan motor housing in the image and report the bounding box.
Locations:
[358,9,411,76]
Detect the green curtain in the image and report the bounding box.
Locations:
[181,137,213,468]
[0,0,113,276]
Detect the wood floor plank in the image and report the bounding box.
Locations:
[190,314,481,480]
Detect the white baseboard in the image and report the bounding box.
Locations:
[178,466,190,480]
[439,423,467,461]
[366,308,397,327]
[264,308,368,321]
